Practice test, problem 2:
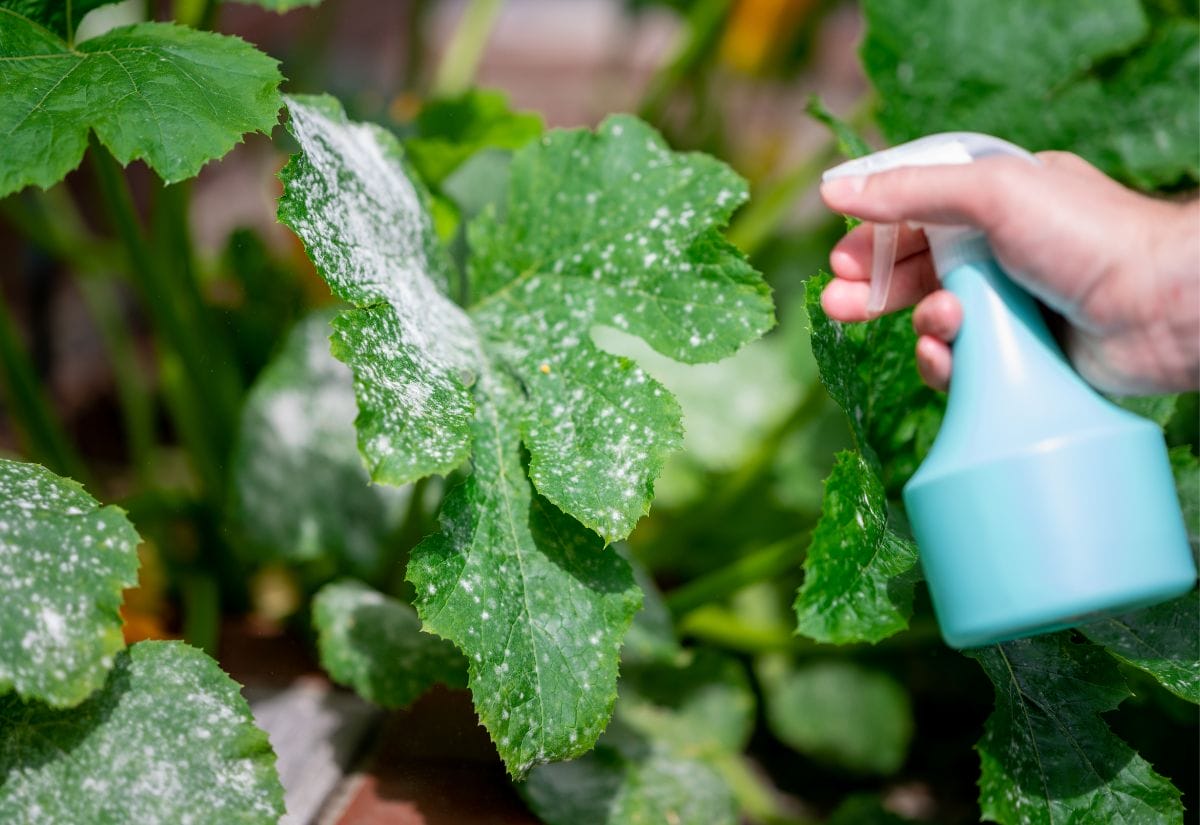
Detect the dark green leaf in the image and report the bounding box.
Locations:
[0,16,283,197]
[861,0,1199,188]
[1081,591,1199,704]
[522,733,737,825]
[970,634,1184,825]
[405,89,543,187]
[230,310,409,579]
[1170,446,1199,556]
[761,659,913,774]
[0,641,284,823]
[312,579,466,707]
[828,794,917,825]
[1116,393,1179,427]
[0,459,139,708]
[620,549,684,665]
[794,451,919,644]
[805,272,943,489]
[0,0,120,39]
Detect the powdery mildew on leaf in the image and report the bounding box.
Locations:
[231,310,409,579]
[0,641,284,823]
[278,95,481,485]
[0,459,139,708]
[0,15,283,197]
[470,115,773,540]
[1081,590,1200,704]
[970,635,1184,825]
[278,95,771,775]
[794,451,919,645]
[313,579,466,708]
[408,370,642,777]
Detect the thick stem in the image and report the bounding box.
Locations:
[431,0,503,97]
[0,293,91,484]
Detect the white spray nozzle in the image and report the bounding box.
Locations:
[822,133,1038,316]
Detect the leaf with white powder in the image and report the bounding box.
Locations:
[0,459,139,708]
[0,641,284,823]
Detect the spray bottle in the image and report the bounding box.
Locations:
[822,133,1196,649]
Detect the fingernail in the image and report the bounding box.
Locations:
[820,175,867,203]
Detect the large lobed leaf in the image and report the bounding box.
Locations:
[861,0,1199,189]
[312,579,466,708]
[0,641,284,823]
[1080,591,1199,704]
[970,635,1183,825]
[0,459,139,708]
[0,11,282,197]
[278,94,773,774]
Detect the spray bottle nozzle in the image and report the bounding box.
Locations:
[822,133,1037,316]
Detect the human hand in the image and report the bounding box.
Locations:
[819,152,1200,394]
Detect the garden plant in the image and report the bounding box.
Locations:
[0,0,1197,822]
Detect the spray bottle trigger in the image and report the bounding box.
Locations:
[867,222,899,318]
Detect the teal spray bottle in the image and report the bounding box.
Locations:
[822,133,1197,649]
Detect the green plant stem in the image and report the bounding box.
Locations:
[180,571,220,656]
[431,0,502,97]
[709,752,816,825]
[74,277,157,486]
[88,137,235,495]
[637,0,733,125]
[0,194,121,279]
[665,534,808,616]
[0,295,91,484]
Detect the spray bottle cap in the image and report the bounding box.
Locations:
[821,132,1038,316]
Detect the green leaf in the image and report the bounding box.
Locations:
[806,95,872,160]
[312,579,466,708]
[0,641,284,823]
[794,451,920,644]
[1080,591,1199,704]
[0,0,119,40]
[969,634,1184,825]
[279,94,771,775]
[278,94,480,486]
[0,459,139,708]
[0,14,283,197]
[861,0,1199,188]
[407,371,642,777]
[405,89,544,187]
[1115,393,1179,427]
[521,733,737,825]
[761,659,913,774]
[469,115,774,540]
[230,310,409,579]
[621,549,684,665]
[805,272,943,489]
[1170,446,1199,556]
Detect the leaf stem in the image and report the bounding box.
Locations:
[665,534,808,616]
[0,291,91,485]
[708,751,816,825]
[431,0,503,97]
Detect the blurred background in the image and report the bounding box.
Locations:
[0,1,1195,823]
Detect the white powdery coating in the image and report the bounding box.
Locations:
[0,641,283,823]
[281,97,482,481]
[0,459,139,707]
[232,312,409,574]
